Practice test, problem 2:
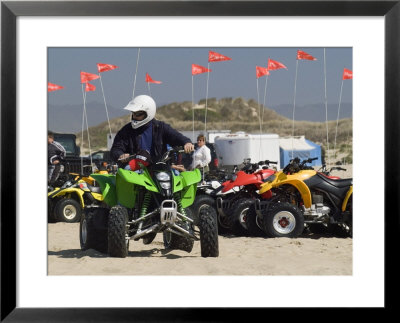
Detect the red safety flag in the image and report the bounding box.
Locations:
[208,50,232,62]
[97,63,118,73]
[85,82,96,92]
[297,50,317,61]
[192,64,212,75]
[48,82,64,92]
[343,68,353,80]
[80,71,100,83]
[256,66,269,78]
[145,73,162,84]
[268,58,287,70]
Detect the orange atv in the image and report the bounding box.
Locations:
[252,157,352,238]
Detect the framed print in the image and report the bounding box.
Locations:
[1,0,399,321]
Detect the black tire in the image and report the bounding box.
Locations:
[189,194,216,226]
[231,199,253,236]
[47,199,57,223]
[307,223,328,234]
[80,207,109,253]
[263,202,304,238]
[244,204,266,237]
[198,204,219,257]
[54,198,82,223]
[108,205,129,258]
[163,208,194,253]
[216,199,236,234]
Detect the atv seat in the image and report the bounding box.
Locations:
[317,173,352,188]
[86,184,102,193]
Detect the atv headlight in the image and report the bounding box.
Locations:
[156,172,170,181]
[160,182,171,189]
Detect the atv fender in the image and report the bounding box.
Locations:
[342,186,353,212]
[49,188,85,208]
[117,168,159,193]
[179,169,201,209]
[285,179,312,208]
[90,174,117,207]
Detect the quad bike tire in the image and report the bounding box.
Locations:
[198,204,219,257]
[108,205,129,258]
[54,198,82,223]
[244,204,266,237]
[47,199,57,223]
[230,199,253,236]
[80,207,109,253]
[189,194,216,226]
[216,200,236,235]
[307,223,328,234]
[163,208,194,253]
[263,202,305,238]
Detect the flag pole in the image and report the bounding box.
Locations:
[147,82,151,97]
[333,76,344,159]
[192,75,195,142]
[204,62,210,133]
[291,59,299,159]
[257,78,262,161]
[323,48,330,168]
[132,48,141,100]
[81,86,94,173]
[80,83,85,174]
[98,74,113,138]
[81,85,93,173]
[262,73,270,133]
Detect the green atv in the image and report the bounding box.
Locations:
[79,147,219,258]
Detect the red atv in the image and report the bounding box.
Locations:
[216,159,277,236]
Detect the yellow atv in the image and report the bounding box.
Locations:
[253,157,352,237]
[48,173,106,223]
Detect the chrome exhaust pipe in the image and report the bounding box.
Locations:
[171,224,199,240]
[131,224,159,240]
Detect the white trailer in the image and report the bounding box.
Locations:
[214,132,280,168]
[180,130,231,143]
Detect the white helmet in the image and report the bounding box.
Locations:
[124,95,156,129]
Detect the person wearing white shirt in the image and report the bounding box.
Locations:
[191,134,211,172]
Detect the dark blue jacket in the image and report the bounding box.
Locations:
[110,119,191,162]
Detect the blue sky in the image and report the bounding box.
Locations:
[48,47,352,132]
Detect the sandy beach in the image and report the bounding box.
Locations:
[48,222,352,276]
[48,163,353,276]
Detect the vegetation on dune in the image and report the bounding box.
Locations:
[76,97,352,161]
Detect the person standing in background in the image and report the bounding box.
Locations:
[191,134,211,173]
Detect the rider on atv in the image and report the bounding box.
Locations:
[110,95,194,169]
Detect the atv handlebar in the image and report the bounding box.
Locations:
[318,164,347,175]
[283,157,318,174]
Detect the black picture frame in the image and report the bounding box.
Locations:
[1,1,398,321]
